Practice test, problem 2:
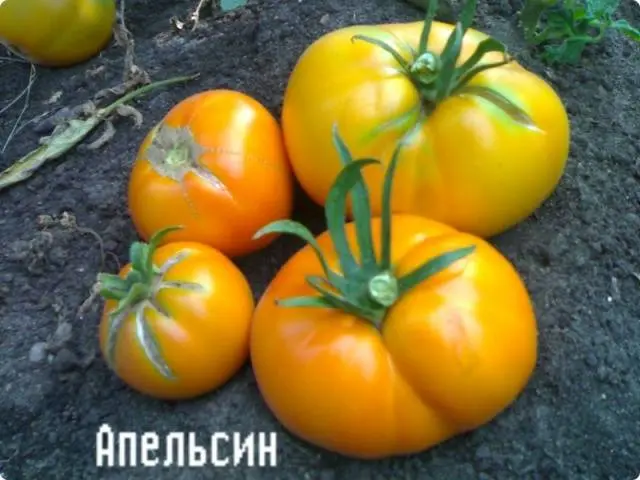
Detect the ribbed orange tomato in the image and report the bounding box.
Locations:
[128,89,294,258]
[250,129,538,458]
[0,0,116,67]
[281,0,570,238]
[98,227,254,400]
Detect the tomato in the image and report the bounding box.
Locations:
[0,0,116,67]
[98,227,254,400]
[281,3,570,238]
[128,89,294,258]
[249,129,538,458]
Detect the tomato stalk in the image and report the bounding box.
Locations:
[254,127,475,327]
[352,0,519,116]
[97,225,187,380]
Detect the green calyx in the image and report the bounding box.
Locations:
[97,225,183,379]
[253,126,475,328]
[352,0,512,113]
[98,226,181,307]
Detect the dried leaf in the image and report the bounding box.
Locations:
[0,74,199,192]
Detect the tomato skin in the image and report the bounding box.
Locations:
[99,241,254,400]
[282,21,570,238]
[0,0,116,67]
[128,89,294,258]
[250,215,537,458]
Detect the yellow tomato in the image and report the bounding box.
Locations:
[0,0,116,67]
[282,14,570,238]
[250,130,538,458]
[98,227,254,400]
[128,89,294,259]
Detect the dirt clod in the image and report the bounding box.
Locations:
[51,348,81,373]
[28,343,48,363]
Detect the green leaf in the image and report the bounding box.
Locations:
[542,37,590,64]
[220,0,248,12]
[520,0,559,41]
[586,0,620,16]
[611,19,640,42]
[397,245,476,295]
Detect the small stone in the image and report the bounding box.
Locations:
[52,322,73,347]
[475,444,491,459]
[7,240,31,261]
[103,239,118,252]
[48,246,67,266]
[584,353,598,368]
[319,470,335,480]
[596,366,608,382]
[29,342,49,363]
[52,348,80,373]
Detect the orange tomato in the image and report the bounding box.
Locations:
[128,89,294,258]
[0,0,116,67]
[250,130,538,458]
[98,227,254,400]
[281,9,570,238]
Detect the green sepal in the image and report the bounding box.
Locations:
[253,219,347,290]
[98,225,184,317]
[350,0,527,120]
[256,127,475,329]
[397,245,476,295]
[324,157,380,281]
[331,124,378,272]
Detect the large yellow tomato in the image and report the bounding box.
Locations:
[0,0,116,67]
[281,4,570,238]
[250,130,538,459]
[98,227,254,400]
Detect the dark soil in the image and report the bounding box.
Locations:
[1,0,639,478]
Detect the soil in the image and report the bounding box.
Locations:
[1,0,639,478]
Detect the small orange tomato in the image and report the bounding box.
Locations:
[128,89,294,258]
[250,129,538,459]
[98,227,254,400]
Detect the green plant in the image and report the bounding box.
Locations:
[520,0,640,64]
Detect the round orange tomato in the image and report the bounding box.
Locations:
[281,11,570,238]
[0,0,116,67]
[250,132,538,458]
[98,227,254,400]
[128,89,294,258]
